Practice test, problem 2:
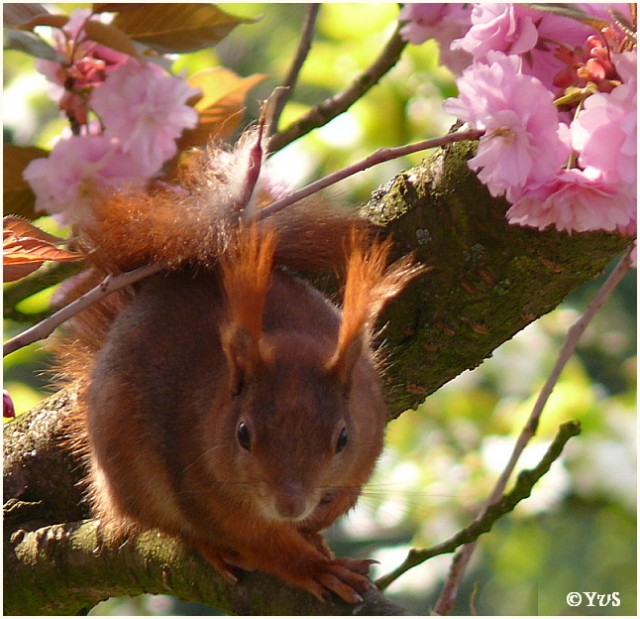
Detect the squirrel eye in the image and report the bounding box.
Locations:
[237,421,251,451]
[336,426,349,453]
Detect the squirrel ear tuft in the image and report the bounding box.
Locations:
[328,230,427,390]
[220,224,276,392]
[220,324,257,395]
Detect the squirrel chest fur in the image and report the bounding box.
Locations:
[71,222,421,603]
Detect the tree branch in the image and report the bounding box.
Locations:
[375,420,582,592]
[267,25,407,153]
[265,3,320,137]
[4,520,410,616]
[362,140,631,419]
[259,128,483,221]
[3,263,161,357]
[432,248,633,615]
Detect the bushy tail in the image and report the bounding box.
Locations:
[77,133,366,274]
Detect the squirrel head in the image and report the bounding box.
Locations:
[213,224,424,523]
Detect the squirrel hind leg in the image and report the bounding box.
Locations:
[87,462,140,546]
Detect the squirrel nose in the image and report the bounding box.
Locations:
[274,484,308,520]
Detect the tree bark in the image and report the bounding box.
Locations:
[365,139,630,417]
[3,139,631,615]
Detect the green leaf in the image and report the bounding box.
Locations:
[3,145,48,220]
[110,4,258,54]
[3,29,59,61]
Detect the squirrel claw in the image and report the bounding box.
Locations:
[304,558,374,604]
[332,557,378,576]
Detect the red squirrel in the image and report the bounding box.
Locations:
[58,134,423,604]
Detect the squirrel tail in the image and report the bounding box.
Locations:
[76,132,366,274]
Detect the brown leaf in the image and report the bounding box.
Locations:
[92,4,146,13]
[3,145,49,219]
[3,3,51,27]
[111,4,258,54]
[3,218,83,283]
[3,261,42,283]
[178,69,267,148]
[7,10,69,32]
[82,20,139,58]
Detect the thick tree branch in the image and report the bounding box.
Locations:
[4,519,409,616]
[363,139,631,418]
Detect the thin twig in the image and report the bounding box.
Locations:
[432,246,634,615]
[375,420,582,591]
[259,129,483,221]
[267,24,407,153]
[3,261,86,319]
[3,263,161,357]
[265,3,320,138]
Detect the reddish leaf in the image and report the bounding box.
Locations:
[178,69,267,148]
[92,4,146,13]
[3,217,64,245]
[3,217,83,283]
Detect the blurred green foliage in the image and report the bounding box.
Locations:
[3,3,636,615]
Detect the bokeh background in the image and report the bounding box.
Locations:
[4,3,636,615]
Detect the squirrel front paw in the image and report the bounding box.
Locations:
[302,557,377,604]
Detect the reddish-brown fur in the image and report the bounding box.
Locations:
[59,186,423,603]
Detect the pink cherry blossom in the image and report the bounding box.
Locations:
[91,62,199,175]
[35,8,131,124]
[451,4,539,59]
[444,52,570,202]
[23,135,146,219]
[524,10,595,92]
[506,169,636,233]
[571,51,637,185]
[398,4,472,73]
